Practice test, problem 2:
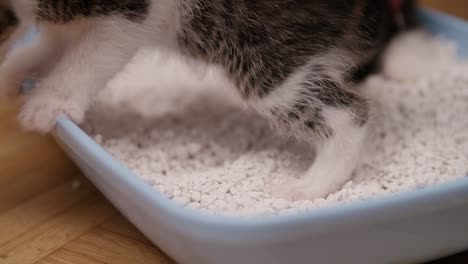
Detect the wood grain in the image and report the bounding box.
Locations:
[0,2,466,264]
[100,215,153,245]
[0,180,95,247]
[0,100,172,264]
[63,229,172,264]
[0,193,115,264]
[38,249,106,264]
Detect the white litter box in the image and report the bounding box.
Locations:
[52,8,468,264]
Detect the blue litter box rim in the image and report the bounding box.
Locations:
[53,8,468,238]
[417,8,468,57]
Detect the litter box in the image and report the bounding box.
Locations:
[52,8,468,264]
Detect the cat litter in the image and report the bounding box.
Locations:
[83,31,468,217]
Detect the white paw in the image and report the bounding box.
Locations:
[271,179,332,202]
[382,31,457,81]
[18,94,86,133]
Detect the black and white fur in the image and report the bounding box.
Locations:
[0,0,414,200]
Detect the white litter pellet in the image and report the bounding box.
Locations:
[84,31,468,217]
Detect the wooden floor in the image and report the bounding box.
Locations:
[422,0,468,20]
[0,99,173,264]
[1,3,468,264]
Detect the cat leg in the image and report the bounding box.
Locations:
[272,106,368,201]
[17,22,141,133]
[253,70,369,201]
[0,28,60,98]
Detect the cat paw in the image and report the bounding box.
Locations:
[271,180,331,201]
[18,94,86,133]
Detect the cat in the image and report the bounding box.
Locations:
[0,0,415,201]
